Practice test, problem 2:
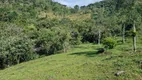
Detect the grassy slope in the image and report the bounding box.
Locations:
[0,43,142,80]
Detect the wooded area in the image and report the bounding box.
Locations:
[0,0,142,70]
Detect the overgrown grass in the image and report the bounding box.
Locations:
[0,43,141,80]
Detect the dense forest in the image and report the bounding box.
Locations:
[0,0,142,69]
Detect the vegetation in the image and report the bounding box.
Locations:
[0,44,141,80]
[0,0,142,79]
[102,37,117,49]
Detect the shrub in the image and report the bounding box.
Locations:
[0,36,38,69]
[0,23,38,69]
[102,37,117,49]
[36,26,71,55]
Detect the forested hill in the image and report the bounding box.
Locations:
[0,0,91,69]
[0,0,142,70]
[0,0,72,22]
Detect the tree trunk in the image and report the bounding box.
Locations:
[63,43,67,53]
[98,29,101,45]
[63,44,66,53]
[133,22,136,52]
[64,48,66,53]
[122,24,125,43]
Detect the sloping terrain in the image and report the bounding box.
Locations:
[0,44,141,80]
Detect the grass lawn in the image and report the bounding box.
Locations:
[0,43,142,80]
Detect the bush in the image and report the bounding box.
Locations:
[0,36,38,69]
[36,26,71,55]
[0,23,38,69]
[102,37,117,49]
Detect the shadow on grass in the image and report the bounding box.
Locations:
[70,51,98,57]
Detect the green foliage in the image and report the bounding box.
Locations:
[126,30,137,37]
[132,31,137,37]
[36,26,71,55]
[102,37,117,49]
[0,36,38,68]
[70,30,82,45]
[7,11,18,21]
[24,24,37,31]
[0,23,38,68]
[74,5,79,13]
[0,0,142,69]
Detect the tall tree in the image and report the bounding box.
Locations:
[74,5,79,12]
[92,4,105,45]
[117,9,127,44]
[124,0,140,52]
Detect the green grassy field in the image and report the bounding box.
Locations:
[0,43,142,80]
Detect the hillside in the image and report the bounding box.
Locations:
[0,43,142,80]
[0,0,142,79]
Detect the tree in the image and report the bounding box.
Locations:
[0,23,37,68]
[91,6,105,45]
[123,0,141,52]
[117,9,128,43]
[74,5,79,13]
[132,22,136,52]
